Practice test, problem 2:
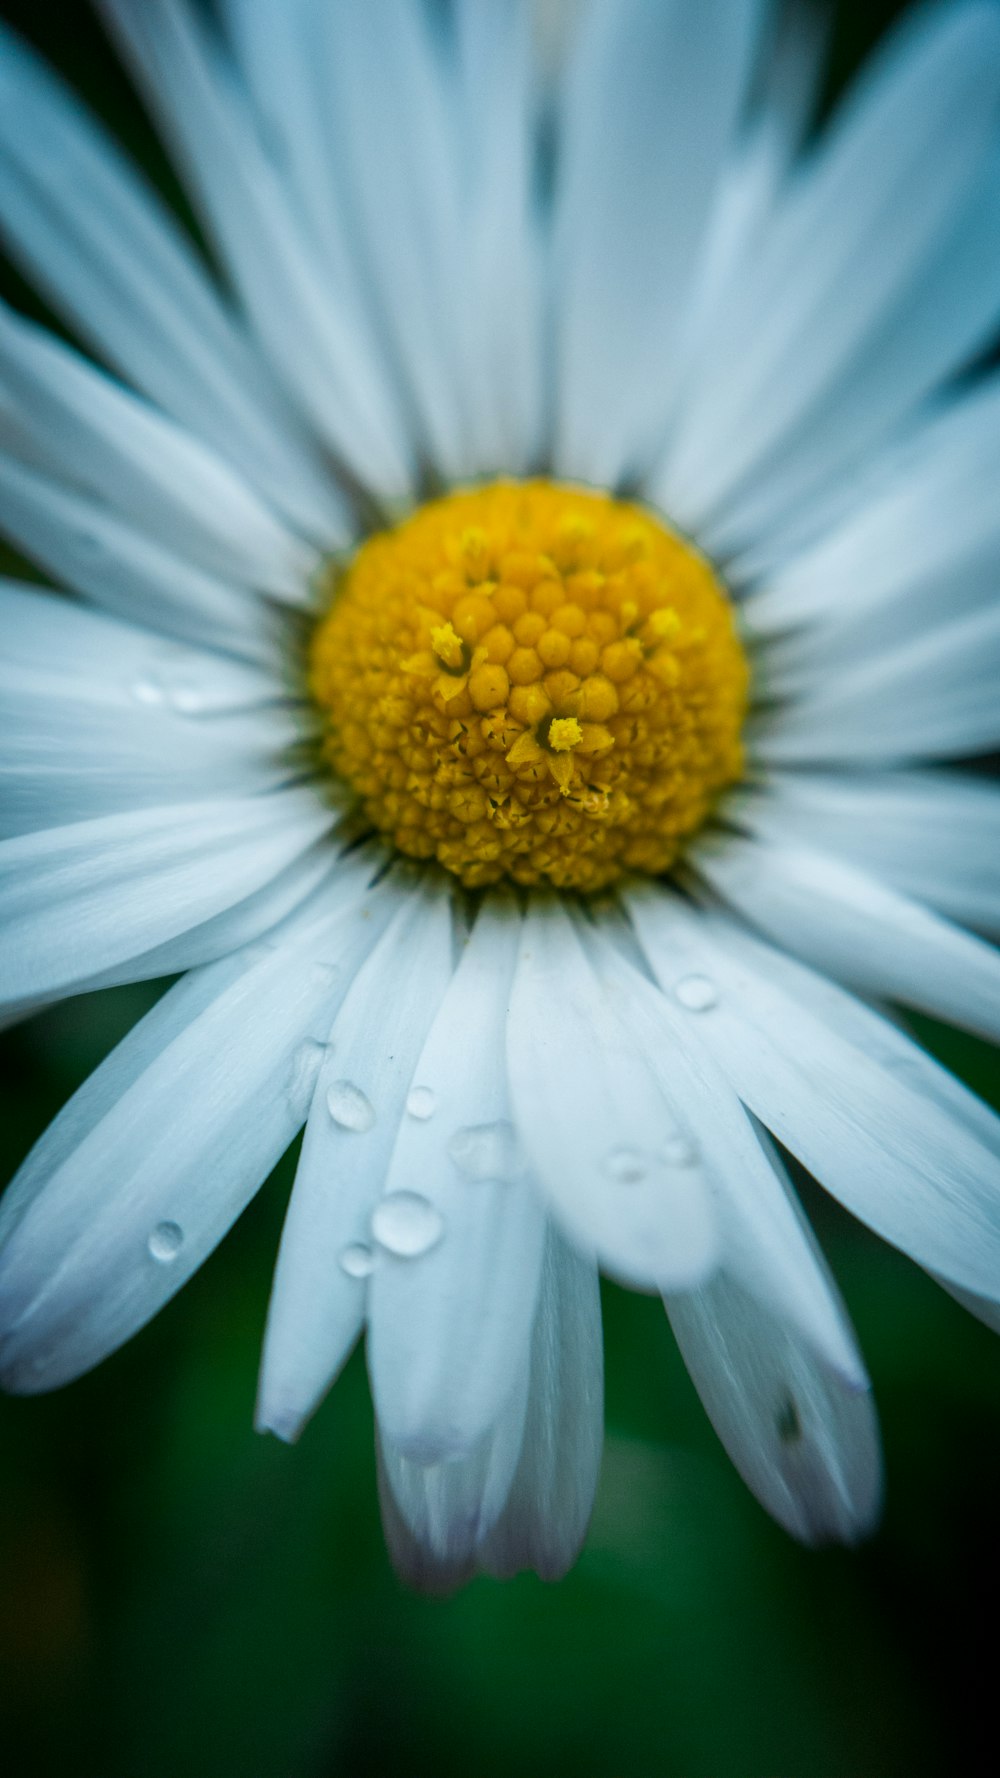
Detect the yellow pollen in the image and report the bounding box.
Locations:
[308,481,749,891]
[547,717,583,753]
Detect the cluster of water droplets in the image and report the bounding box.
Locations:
[602,1125,700,1188]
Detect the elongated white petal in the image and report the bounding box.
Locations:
[667,1271,881,1544]
[0,584,296,837]
[625,888,1000,1301]
[0,792,332,1007]
[755,603,1000,763]
[581,920,867,1384]
[0,304,321,599]
[444,0,545,474]
[743,375,1000,640]
[662,2,1000,526]
[378,1224,603,1591]
[2,847,350,1035]
[554,0,767,484]
[699,148,1000,566]
[0,21,344,541]
[506,896,717,1291]
[257,880,456,1442]
[96,0,412,499]
[566,2,766,453]
[742,772,1000,937]
[479,1227,604,1582]
[691,830,1000,1041]
[0,884,392,1392]
[376,1366,531,1595]
[368,893,546,1462]
[0,453,280,660]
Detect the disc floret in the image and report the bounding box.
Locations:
[309,481,748,891]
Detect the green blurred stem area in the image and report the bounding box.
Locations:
[2,2,999,1775]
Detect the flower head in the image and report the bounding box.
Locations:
[1,0,1000,1590]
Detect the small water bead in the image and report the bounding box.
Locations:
[673,974,719,1012]
[326,1080,376,1133]
[448,1120,519,1183]
[371,1191,444,1258]
[405,1085,436,1121]
[661,1133,700,1168]
[286,1039,327,1116]
[338,1241,377,1279]
[130,673,168,707]
[604,1146,649,1185]
[148,1221,184,1263]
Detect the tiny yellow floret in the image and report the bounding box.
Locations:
[309,481,748,891]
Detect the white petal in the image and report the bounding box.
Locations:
[691,829,1000,1041]
[743,374,1000,640]
[624,887,1000,1301]
[583,921,867,1384]
[0,21,343,542]
[506,896,718,1291]
[697,147,1000,567]
[0,584,296,837]
[446,0,545,474]
[479,1227,604,1582]
[553,0,767,484]
[0,304,323,598]
[743,771,1000,937]
[0,791,333,1007]
[376,1366,530,1594]
[0,882,393,1392]
[256,877,456,1443]
[367,892,547,1462]
[754,602,1000,763]
[667,1270,881,1544]
[96,0,413,499]
[3,847,350,1034]
[0,453,281,660]
[660,2,1000,527]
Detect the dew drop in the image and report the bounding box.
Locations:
[130,673,167,707]
[338,1241,376,1279]
[662,1133,699,1168]
[448,1119,519,1182]
[776,1396,802,1445]
[604,1146,648,1185]
[406,1085,436,1120]
[287,1039,326,1115]
[326,1080,376,1133]
[148,1220,184,1263]
[371,1191,444,1258]
[674,974,719,1012]
[76,529,105,562]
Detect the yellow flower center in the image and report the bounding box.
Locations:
[308,481,748,891]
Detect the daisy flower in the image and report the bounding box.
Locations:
[2,0,1000,1593]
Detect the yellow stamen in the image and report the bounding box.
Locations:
[309,480,748,891]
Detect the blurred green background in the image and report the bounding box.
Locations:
[3,3,1000,1774]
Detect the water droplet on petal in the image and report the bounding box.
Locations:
[406,1085,436,1120]
[148,1221,184,1263]
[326,1080,376,1133]
[448,1119,519,1182]
[604,1146,648,1184]
[776,1396,802,1445]
[287,1039,326,1116]
[339,1241,376,1279]
[662,1133,699,1167]
[371,1191,444,1258]
[130,673,167,706]
[674,974,719,1012]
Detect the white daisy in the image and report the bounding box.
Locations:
[2,0,1000,1592]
